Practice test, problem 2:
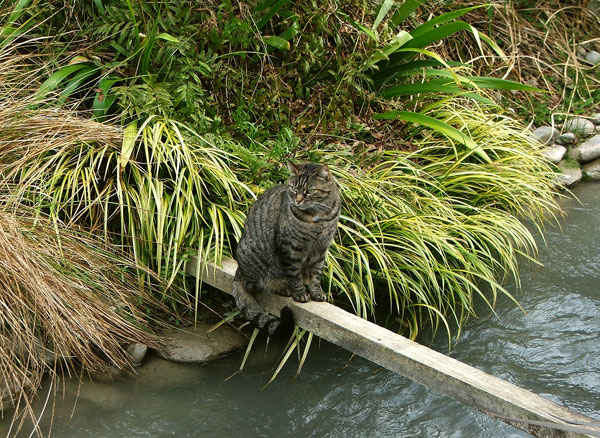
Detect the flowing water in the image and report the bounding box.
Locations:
[2,182,599,437]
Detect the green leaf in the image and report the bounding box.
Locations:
[339,11,377,41]
[407,22,471,51]
[262,35,290,51]
[255,0,291,30]
[120,122,138,170]
[8,0,32,23]
[474,29,506,59]
[373,110,493,163]
[156,32,179,43]
[391,0,425,26]
[38,64,89,96]
[93,77,120,119]
[373,0,396,31]
[366,30,412,67]
[278,18,299,41]
[410,6,484,39]
[57,66,97,104]
[93,0,105,14]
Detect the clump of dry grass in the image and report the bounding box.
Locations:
[0,206,165,436]
[445,1,600,118]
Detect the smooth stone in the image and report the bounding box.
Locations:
[589,0,600,15]
[568,134,600,163]
[563,117,595,135]
[583,157,600,180]
[576,46,588,56]
[555,160,582,187]
[157,322,247,364]
[126,342,148,365]
[531,126,559,145]
[585,50,600,65]
[556,132,576,145]
[592,113,600,125]
[541,145,566,164]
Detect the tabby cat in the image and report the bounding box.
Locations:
[232,161,341,335]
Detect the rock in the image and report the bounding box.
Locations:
[90,366,125,383]
[568,134,600,163]
[1,376,34,412]
[531,126,559,145]
[585,50,600,65]
[563,117,595,135]
[156,322,247,364]
[591,113,600,125]
[576,45,588,57]
[541,145,566,164]
[555,160,582,187]
[126,342,148,365]
[582,158,600,180]
[556,132,576,145]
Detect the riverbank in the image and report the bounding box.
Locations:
[533,114,600,187]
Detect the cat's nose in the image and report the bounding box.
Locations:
[295,193,304,204]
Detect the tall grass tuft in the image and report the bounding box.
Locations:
[324,100,561,341]
[0,108,254,305]
[0,205,164,435]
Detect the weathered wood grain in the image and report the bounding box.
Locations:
[186,256,600,438]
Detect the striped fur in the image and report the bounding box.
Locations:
[232,162,341,335]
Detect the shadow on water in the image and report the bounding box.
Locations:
[2,182,599,437]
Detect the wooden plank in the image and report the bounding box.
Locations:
[186,256,600,438]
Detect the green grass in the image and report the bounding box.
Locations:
[0,0,575,390]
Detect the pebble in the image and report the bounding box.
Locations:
[541,145,566,164]
[156,323,247,364]
[576,46,588,57]
[556,160,582,187]
[556,132,576,145]
[568,134,600,163]
[585,50,600,65]
[563,117,595,135]
[583,158,600,180]
[531,126,559,145]
[591,113,600,125]
[126,343,148,365]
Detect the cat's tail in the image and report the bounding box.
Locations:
[232,272,294,337]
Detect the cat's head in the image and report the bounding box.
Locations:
[286,161,337,211]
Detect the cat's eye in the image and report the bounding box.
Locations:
[306,189,317,195]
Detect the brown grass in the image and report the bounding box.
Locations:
[0,206,165,436]
[446,1,600,117]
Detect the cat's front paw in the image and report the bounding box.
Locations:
[310,290,326,302]
[292,290,311,303]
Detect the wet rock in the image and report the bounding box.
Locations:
[126,343,148,366]
[556,132,576,145]
[568,134,600,163]
[1,376,34,412]
[157,322,247,364]
[563,117,595,135]
[541,145,566,164]
[90,366,125,383]
[531,126,559,145]
[582,158,600,180]
[555,160,582,187]
[585,50,600,65]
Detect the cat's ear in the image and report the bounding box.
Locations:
[315,164,332,181]
[286,160,301,176]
